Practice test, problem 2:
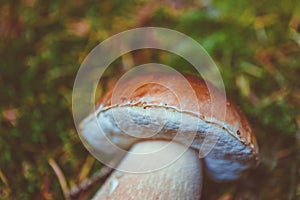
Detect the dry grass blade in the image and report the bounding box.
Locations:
[0,169,11,198]
[78,155,95,182]
[67,159,118,198]
[48,158,70,200]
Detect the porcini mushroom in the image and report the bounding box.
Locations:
[79,72,259,199]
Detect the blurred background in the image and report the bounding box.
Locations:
[1,0,300,199]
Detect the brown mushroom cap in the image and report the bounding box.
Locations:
[80,72,259,181]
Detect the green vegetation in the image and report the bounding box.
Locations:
[0,0,300,199]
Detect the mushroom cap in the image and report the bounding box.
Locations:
[80,72,259,181]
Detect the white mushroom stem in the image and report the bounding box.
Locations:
[92,141,202,200]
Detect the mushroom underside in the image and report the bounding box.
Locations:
[81,106,256,181]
